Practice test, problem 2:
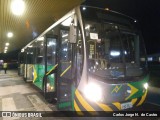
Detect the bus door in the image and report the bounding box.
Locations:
[34,40,45,89]
[18,52,25,76]
[57,29,73,110]
[23,50,27,80]
[43,35,58,100]
[25,47,35,82]
[24,49,32,82]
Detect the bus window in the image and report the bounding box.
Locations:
[18,52,25,75]
[44,35,57,93]
[36,40,44,64]
[46,37,57,65]
[76,29,83,86]
[85,20,147,79]
[60,29,72,79]
[122,33,137,63]
[24,44,36,81]
[19,52,25,64]
[122,32,147,76]
[85,21,125,79]
[26,46,35,64]
[139,35,147,69]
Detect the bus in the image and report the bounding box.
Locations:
[18,5,149,113]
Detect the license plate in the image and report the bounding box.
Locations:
[121,102,133,110]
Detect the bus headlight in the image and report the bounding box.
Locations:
[144,83,148,89]
[84,83,102,102]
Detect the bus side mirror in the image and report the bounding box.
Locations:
[69,24,76,43]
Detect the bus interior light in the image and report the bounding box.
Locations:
[48,41,56,46]
[110,50,120,56]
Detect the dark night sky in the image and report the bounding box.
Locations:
[84,0,160,55]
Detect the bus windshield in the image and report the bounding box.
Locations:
[81,6,148,81]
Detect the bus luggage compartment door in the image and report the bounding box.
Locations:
[57,78,72,111]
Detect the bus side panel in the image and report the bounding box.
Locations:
[33,64,45,90]
[33,64,55,91]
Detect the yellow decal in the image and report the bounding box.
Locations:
[112,102,121,110]
[60,65,71,77]
[111,85,122,93]
[96,102,113,112]
[131,98,138,105]
[75,90,96,113]
[46,64,58,75]
[33,66,37,83]
[74,100,84,115]
[125,84,138,100]
[137,90,148,106]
